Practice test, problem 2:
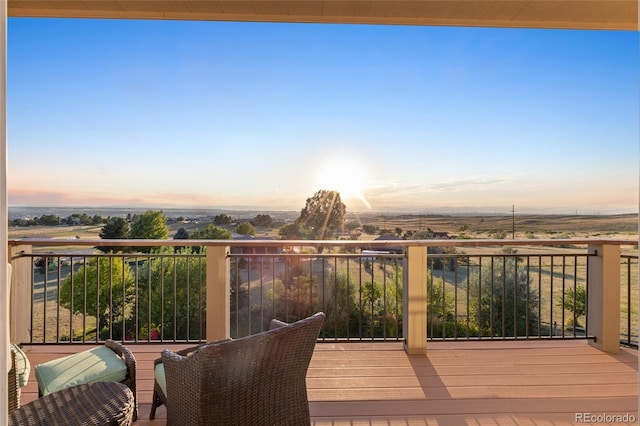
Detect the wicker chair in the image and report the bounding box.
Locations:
[156,312,325,426]
[9,382,135,426]
[8,349,20,413]
[149,317,308,419]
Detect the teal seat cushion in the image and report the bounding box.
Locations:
[10,344,30,387]
[35,345,127,396]
[154,362,167,396]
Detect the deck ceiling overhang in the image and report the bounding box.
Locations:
[7,0,639,30]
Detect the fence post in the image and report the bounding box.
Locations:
[8,243,31,344]
[404,246,427,355]
[205,245,230,342]
[587,243,620,353]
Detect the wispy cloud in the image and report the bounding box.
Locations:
[8,188,306,211]
[428,176,511,192]
[364,175,512,202]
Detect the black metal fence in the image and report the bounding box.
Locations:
[621,254,638,347]
[19,247,638,347]
[26,252,207,344]
[426,252,593,340]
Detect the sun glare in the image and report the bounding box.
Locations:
[316,159,371,209]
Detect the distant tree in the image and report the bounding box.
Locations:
[344,221,360,232]
[411,229,435,239]
[557,285,587,327]
[189,224,232,253]
[235,222,256,236]
[174,227,190,240]
[190,224,232,240]
[173,227,190,253]
[97,217,130,253]
[59,257,136,340]
[469,256,539,337]
[136,255,205,340]
[394,227,403,237]
[426,276,478,338]
[427,277,455,323]
[213,214,232,225]
[296,190,346,240]
[79,213,92,224]
[378,229,395,237]
[129,210,169,253]
[100,217,130,239]
[362,224,379,235]
[489,230,507,239]
[9,217,36,227]
[278,222,302,240]
[38,215,61,226]
[253,214,273,227]
[65,213,95,225]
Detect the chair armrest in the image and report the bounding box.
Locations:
[160,339,235,369]
[105,339,138,421]
[153,340,232,368]
[269,319,289,330]
[8,350,19,413]
[105,340,136,380]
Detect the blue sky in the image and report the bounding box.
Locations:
[7,18,639,214]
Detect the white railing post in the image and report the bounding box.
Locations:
[8,243,32,344]
[403,246,427,355]
[205,245,230,342]
[587,243,620,353]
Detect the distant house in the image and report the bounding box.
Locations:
[230,235,282,256]
[366,235,404,254]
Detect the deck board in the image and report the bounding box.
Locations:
[16,340,638,425]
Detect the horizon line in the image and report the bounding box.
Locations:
[8,205,639,217]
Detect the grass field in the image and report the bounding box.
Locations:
[357,212,638,239]
[9,212,638,241]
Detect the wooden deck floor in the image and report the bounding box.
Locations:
[19,340,638,425]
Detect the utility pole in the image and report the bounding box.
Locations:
[512,205,515,239]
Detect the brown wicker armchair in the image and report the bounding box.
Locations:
[156,312,325,426]
[8,349,20,413]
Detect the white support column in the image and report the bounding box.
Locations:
[587,243,621,354]
[1,0,8,422]
[9,244,32,344]
[205,245,230,342]
[403,246,427,355]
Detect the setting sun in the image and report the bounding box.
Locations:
[316,158,371,209]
